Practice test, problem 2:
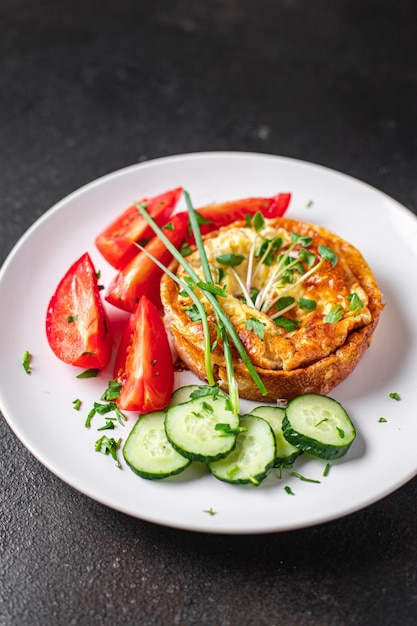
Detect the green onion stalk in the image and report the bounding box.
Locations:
[136,191,267,415]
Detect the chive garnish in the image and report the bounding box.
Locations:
[137,192,268,414]
[389,392,400,401]
[290,471,321,484]
[323,463,331,477]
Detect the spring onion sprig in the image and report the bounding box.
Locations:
[184,191,241,413]
[136,242,215,387]
[137,194,268,414]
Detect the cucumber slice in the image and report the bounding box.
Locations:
[165,394,239,463]
[168,384,227,408]
[249,405,301,467]
[282,394,356,460]
[123,411,190,479]
[168,385,201,408]
[208,415,276,485]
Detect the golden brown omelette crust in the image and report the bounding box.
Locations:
[160,217,383,401]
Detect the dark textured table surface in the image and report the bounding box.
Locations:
[1,1,417,625]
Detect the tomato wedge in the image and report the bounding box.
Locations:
[114,296,174,413]
[195,192,291,234]
[46,252,112,368]
[95,187,182,270]
[105,212,189,312]
[105,192,291,311]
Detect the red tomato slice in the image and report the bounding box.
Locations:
[195,192,291,234]
[114,296,174,413]
[46,252,112,368]
[105,212,189,311]
[95,187,183,270]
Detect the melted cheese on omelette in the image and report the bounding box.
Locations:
[171,218,373,371]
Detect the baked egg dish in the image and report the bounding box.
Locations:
[161,216,383,402]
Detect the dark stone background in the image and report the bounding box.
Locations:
[1,1,416,624]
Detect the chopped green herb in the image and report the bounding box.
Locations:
[284,486,295,495]
[298,297,317,311]
[101,379,122,401]
[85,401,127,428]
[76,368,100,379]
[67,315,78,323]
[196,213,213,227]
[137,237,151,248]
[196,281,227,297]
[216,266,226,283]
[185,304,203,322]
[97,419,116,431]
[22,350,31,375]
[379,417,387,423]
[389,392,401,401]
[274,316,298,332]
[72,398,81,411]
[216,253,245,267]
[253,211,265,232]
[347,292,364,316]
[204,507,216,516]
[245,317,266,339]
[215,423,247,436]
[274,296,295,311]
[190,385,222,401]
[95,436,122,468]
[323,463,331,477]
[226,465,240,478]
[162,222,174,230]
[290,471,321,484]
[306,200,314,208]
[179,241,193,257]
[323,304,344,324]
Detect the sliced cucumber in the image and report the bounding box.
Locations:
[249,405,301,467]
[165,394,239,463]
[168,384,227,408]
[282,394,356,460]
[123,411,190,479]
[208,415,276,485]
[168,385,201,408]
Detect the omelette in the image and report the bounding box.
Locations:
[161,217,383,401]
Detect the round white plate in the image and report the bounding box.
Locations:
[1,152,416,534]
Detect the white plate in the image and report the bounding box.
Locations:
[1,152,417,534]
